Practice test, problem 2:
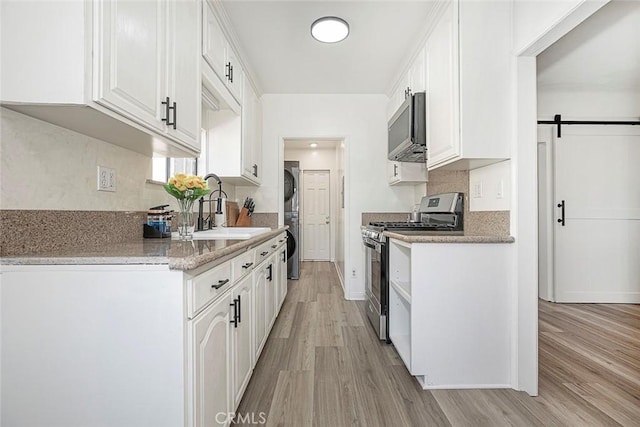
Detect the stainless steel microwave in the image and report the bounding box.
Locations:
[387,91,426,162]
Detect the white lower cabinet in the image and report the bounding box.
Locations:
[231,274,253,410]
[277,244,288,311]
[387,238,511,389]
[0,232,289,427]
[252,260,268,361]
[189,291,232,427]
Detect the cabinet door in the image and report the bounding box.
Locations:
[278,246,288,310]
[231,275,253,409]
[425,0,460,169]
[265,256,277,330]
[167,0,200,150]
[202,0,226,80]
[388,161,428,186]
[241,80,258,182]
[252,266,268,360]
[94,0,165,132]
[387,161,401,184]
[225,48,243,102]
[190,293,231,427]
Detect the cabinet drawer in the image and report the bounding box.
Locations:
[232,249,255,282]
[254,238,277,266]
[275,232,287,246]
[187,262,232,318]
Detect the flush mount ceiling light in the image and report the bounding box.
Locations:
[311,16,349,43]
[309,143,318,148]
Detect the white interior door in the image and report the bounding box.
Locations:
[302,170,330,261]
[553,127,640,303]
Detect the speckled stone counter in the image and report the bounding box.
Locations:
[384,230,515,244]
[1,228,288,271]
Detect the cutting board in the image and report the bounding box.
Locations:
[226,201,239,227]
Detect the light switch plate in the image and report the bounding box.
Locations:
[496,180,504,199]
[472,181,483,198]
[97,166,116,192]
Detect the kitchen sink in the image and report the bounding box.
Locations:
[190,227,271,240]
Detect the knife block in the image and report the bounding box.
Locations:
[235,208,252,227]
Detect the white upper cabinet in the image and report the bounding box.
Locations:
[387,48,426,121]
[94,0,166,133]
[95,0,200,151]
[0,0,200,157]
[387,161,428,186]
[202,0,243,104]
[242,79,262,184]
[426,0,511,170]
[387,0,511,171]
[425,0,460,168]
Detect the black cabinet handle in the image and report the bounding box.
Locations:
[281,250,286,263]
[393,163,398,177]
[267,264,273,282]
[162,97,176,129]
[171,101,177,130]
[557,200,565,226]
[225,62,232,81]
[230,297,238,328]
[271,244,277,249]
[237,294,241,324]
[253,164,258,177]
[404,87,411,99]
[230,64,234,83]
[212,278,229,289]
[260,251,268,257]
[242,262,253,269]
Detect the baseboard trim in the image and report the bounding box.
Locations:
[415,375,511,390]
[346,291,366,301]
[555,292,640,304]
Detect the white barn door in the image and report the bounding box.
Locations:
[553,127,640,303]
[302,170,330,261]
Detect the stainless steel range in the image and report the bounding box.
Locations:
[361,192,464,341]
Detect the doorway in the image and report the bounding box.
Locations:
[302,170,331,261]
[283,139,345,283]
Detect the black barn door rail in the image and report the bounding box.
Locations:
[538,114,640,138]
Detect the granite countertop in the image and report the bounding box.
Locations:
[1,227,288,271]
[384,230,515,244]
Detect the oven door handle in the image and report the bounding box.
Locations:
[363,240,382,253]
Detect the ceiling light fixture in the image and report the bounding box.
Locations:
[311,16,349,43]
[309,143,318,148]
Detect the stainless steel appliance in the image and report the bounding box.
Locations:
[284,161,300,279]
[361,192,464,341]
[388,91,426,163]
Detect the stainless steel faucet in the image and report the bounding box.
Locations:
[197,173,222,231]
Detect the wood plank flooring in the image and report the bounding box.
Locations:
[234,262,640,426]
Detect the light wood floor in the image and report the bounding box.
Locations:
[235,262,640,426]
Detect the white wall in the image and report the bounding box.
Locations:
[538,89,640,118]
[284,146,339,262]
[0,108,171,211]
[240,94,416,299]
[513,0,609,54]
[469,161,511,211]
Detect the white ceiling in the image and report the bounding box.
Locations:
[220,0,438,94]
[537,0,640,91]
[284,139,340,150]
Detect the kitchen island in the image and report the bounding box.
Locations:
[1,228,288,427]
[385,232,514,390]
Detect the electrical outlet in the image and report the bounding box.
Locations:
[97,166,116,192]
[496,180,504,199]
[351,269,356,277]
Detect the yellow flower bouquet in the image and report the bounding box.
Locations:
[164,174,211,239]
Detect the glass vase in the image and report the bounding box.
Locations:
[176,198,196,240]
